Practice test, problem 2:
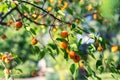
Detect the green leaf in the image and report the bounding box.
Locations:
[70,64,76,74]
[95,75,101,80]
[47,48,56,59]
[96,60,102,69]
[74,28,82,34]
[86,66,93,76]
[34,46,40,53]
[48,43,57,50]
[20,4,29,12]
[48,43,59,55]
[15,68,23,73]
[63,50,68,61]
[98,66,104,73]
[89,28,95,33]
[71,24,76,30]
[39,50,45,59]
[78,38,82,45]
[88,52,96,59]
[30,28,36,35]
[14,56,23,64]
[67,8,73,15]
[57,10,65,16]
[56,38,67,42]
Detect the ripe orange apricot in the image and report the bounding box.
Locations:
[31,38,38,45]
[61,31,68,38]
[111,45,119,53]
[93,13,98,20]
[66,48,70,54]
[32,13,37,19]
[69,51,76,59]
[15,21,22,30]
[47,7,52,12]
[2,54,13,63]
[1,34,7,40]
[72,54,80,63]
[97,46,103,52]
[2,55,7,61]
[75,19,79,24]
[87,5,93,11]
[60,42,68,50]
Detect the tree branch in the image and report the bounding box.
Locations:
[21,1,70,24]
[0,6,17,22]
[16,7,63,27]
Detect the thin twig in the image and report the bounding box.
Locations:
[0,60,6,68]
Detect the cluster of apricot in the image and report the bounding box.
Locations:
[94,40,103,52]
[87,4,109,24]
[94,40,119,53]
[59,31,80,63]
[1,53,14,74]
[7,19,23,30]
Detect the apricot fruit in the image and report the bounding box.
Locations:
[60,42,68,50]
[61,31,68,38]
[111,45,119,53]
[47,7,52,12]
[97,46,103,52]
[75,19,79,24]
[15,21,22,30]
[87,5,93,11]
[2,54,13,63]
[31,38,38,45]
[93,13,98,20]
[32,13,37,19]
[69,51,76,59]
[1,34,7,40]
[72,54,80,63]
[50,0,54,3]
[2,55,7,61]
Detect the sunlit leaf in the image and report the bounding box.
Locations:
[70,64,76,74]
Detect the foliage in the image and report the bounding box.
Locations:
[0,0,120,80]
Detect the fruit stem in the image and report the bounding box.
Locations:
[0,60,6,68]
